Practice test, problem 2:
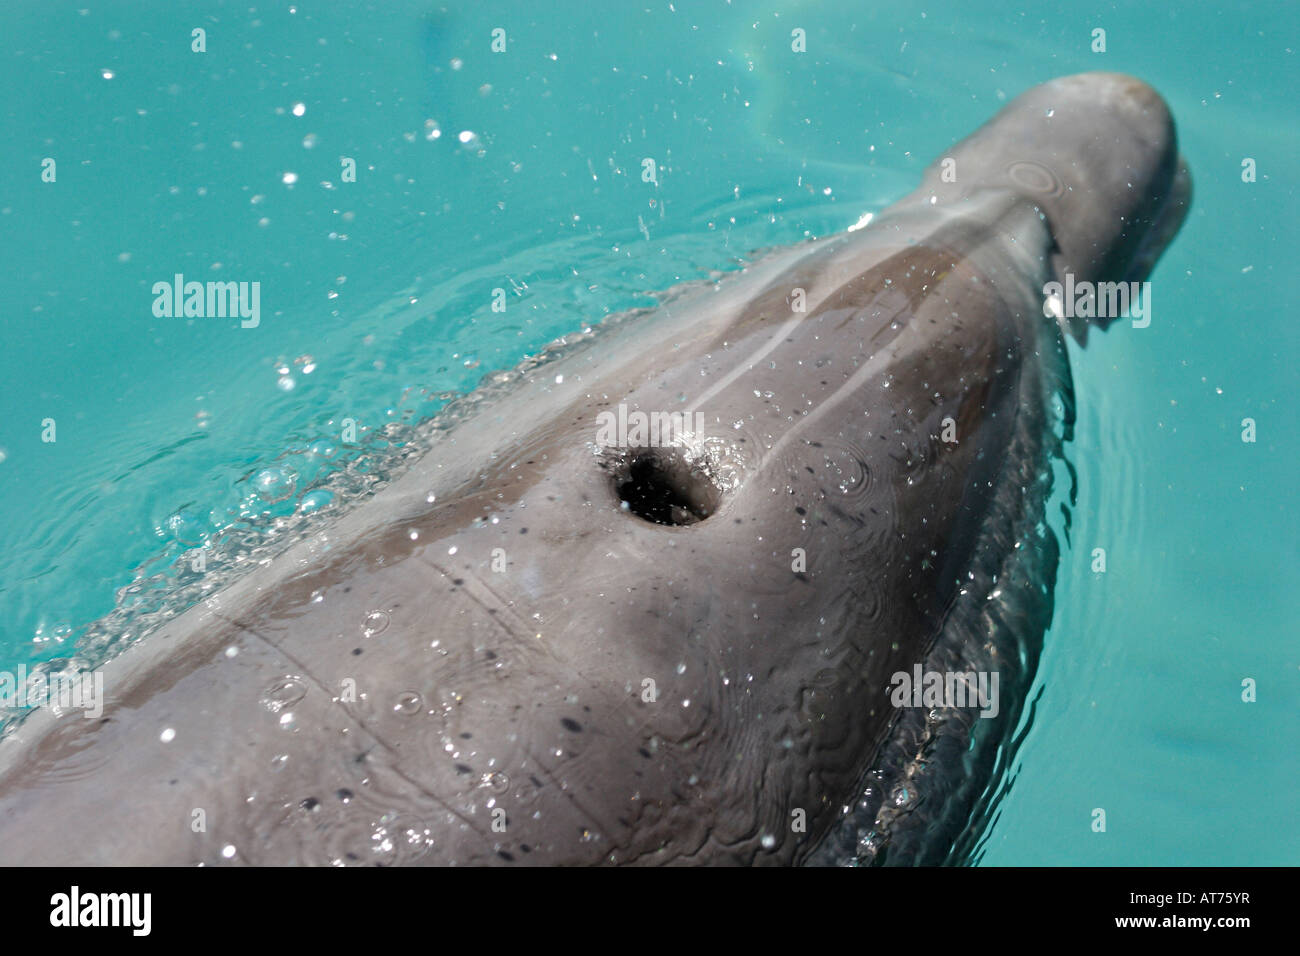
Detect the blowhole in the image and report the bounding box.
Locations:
[605,446,722,526]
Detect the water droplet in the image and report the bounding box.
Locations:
[261,677,308,713]
[483,771,509,794]
[160,727,176,743]
[362,610,390,637]
[394,692,422,715]
[222,844,237,859]
[374,815,434,862]
[292,102,306,117]
[760,833,776,849]
[282,171,298,185]
[302,133,318,149]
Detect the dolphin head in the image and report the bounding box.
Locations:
[919,72,1191,340]
[0,73,1188,869]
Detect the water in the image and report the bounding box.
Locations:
[1,0,1295,864]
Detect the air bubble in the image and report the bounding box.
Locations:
[165,509,207,546]
[253,467,297,503]
[33,622,74,645]
[299,490,333,513]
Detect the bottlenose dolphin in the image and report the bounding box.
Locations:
[0,72,1189,865]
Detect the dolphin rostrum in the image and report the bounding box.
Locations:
[0,72,1189,865]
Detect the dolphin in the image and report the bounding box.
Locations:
[0,72,1189,865]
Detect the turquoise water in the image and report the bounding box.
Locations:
[1,0,1295,864]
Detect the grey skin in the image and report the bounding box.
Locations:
[0,72,1188,865]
